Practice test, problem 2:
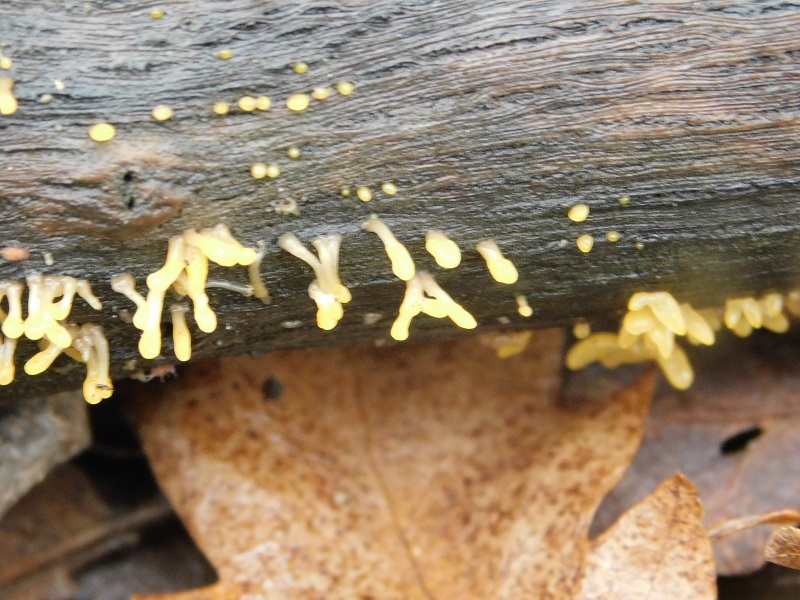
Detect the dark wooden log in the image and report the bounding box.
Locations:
[1,0,799,400]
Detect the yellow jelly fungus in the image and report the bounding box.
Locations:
[292,62,309,74]
[629,292,687,335]
[619,196,630,205]
[336,81,355,96]
[573,322,591,339]
[381,182,398,195]
[255,96,272,110]
[475,240,518,284]
[238,96,257,111]
[567,204,589,223]
[287,146,301,159]
[111,274,147,328]
[248,241,270,303]
[356,187,372,202]
[251,162,268,179]
[152,105,174,121]
[390,272,476,340]
[266,163,281,178]
[170,304,192,361]
[216,49,233,60]
[635,242,645,250]
[184,229,256,267]
[212,101,230,115]
[0,57,12,70]
[308,280,343,330]
[150,8,165,19]
[516,295,533,317]
[88,123,116,142]
[340,187,351,196]
[576,234,594,253]
[312,87,332,100]
[0,77,18,115]
[287,93,311,112]
[362,215,416,281]
[681,304,715,346]
[605,231,620,242]
[25,341,65,376]
[425,231,461,269]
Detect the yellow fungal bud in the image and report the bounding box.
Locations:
[567,204,589,222]
[0,56,12,70]
[170,304,192,361]
[576,234,594,253]
[150,8,165,18]
[216,49,233,60]
[0,77,16,115]
[391,275,424,341]
[139,289,165,359]
[655,344,693,390]
[605,231,620,242]
[24,274,47,340]
[40,94,54,104]
[255,96,272,110]
[292,61,309,74]
[573,322,591,339]
[251,162,268,179]
[266,163,281,178]
[619,196,630,205]
[308,281,344,330]
[361,215,415,281]
[287,146,301,159]
[336,81,355,96]
[286,93,310,111]
[356,187,372,202]
[340,186,351,196]
[516,294,533,317]
[311,87,332,100]
[152,105,174,121]
[482,331,533,359]
[111,274,147,328]
[476,240,518,284]
[238,96,257,111]
[88,123,115,142]
[212,101,230,115]
[425,231,461,269]
[635,242,645,250]
[76,279,102,311]
[762,293,784,317]
[381,182,398,195]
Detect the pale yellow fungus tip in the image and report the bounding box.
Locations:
[40,94,54,104]
[340,186,351,197]
[287,93,311,112]
[336,81,355,96]
[567,204,589,223]
[576,234,594,253]
[152,105,174,122]
[216,49,233,60]
[362,215,416,281]
[88,123,116,142]
[356,186,373,202]
[476,240,518,284]
[619,196,630,205]
[381,182,398,195]
[481,331,533,359]
[292,61,309,74]
[425,231,461,269]
[516,295,533,317]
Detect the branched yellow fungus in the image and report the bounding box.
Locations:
[390,272,476,340]
[24,340,65,376]
[628,291,687,336]
[307,280,343,330]
[286,94,310,112]
[170,304,191,361]
[425,231,461,269]
[576,234,594,253]
[361,215,415,281]
[476,240,518,284]
[681,303,715,346]
[567,204,589,223]
[723,294,790,337]
[516,294,533,317]
[0,77,18,116]
[88,123,116,142]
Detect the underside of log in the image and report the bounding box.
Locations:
[1,0,799,400]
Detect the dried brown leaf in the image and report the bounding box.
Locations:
[128,333,663,599]
[580,473,716,600]
[765,527,800,570]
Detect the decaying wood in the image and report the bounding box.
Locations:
[1,0,799,400]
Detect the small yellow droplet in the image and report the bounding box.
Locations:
[151,104,173,121]
[54,80,65,91]
[381,182,398,195]
[356,186,372,202]
[212,101,229,115]
[340,187,351,197]
[635,242,645,250]
[238,96,257,111]
[618,196,630,205]
[567,203,589,223]
[39,94,54,104]
[573,322,591,339]
[150,8,165,19]
[311,87,332,100]
[0,57,12,70]
[287,146,301,159]
[576,234,594,253]
[266,163,281,178]
[336,81,354,96]
[605,231,620,242]
[292,61,308,74]
[286,94,310,111]
[251,163,268,179]
[88,123,116,142]
[216,49,233,60]
[255,96,271,110]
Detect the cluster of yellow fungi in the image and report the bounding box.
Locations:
[0,276,110,403]
[566,290,800,390]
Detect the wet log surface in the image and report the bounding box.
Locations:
[1,0,799,400]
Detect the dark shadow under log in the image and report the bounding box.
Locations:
[0,0,799,400]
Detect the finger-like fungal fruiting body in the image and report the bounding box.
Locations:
[425,231,461,269]
[170,304,192,362]
[476,240,518,284]
[362,215,416,281]
[516,294,533,317]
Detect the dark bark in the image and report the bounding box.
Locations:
[0,0,799,400]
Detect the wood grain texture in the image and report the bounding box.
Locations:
[1,0,799,399]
